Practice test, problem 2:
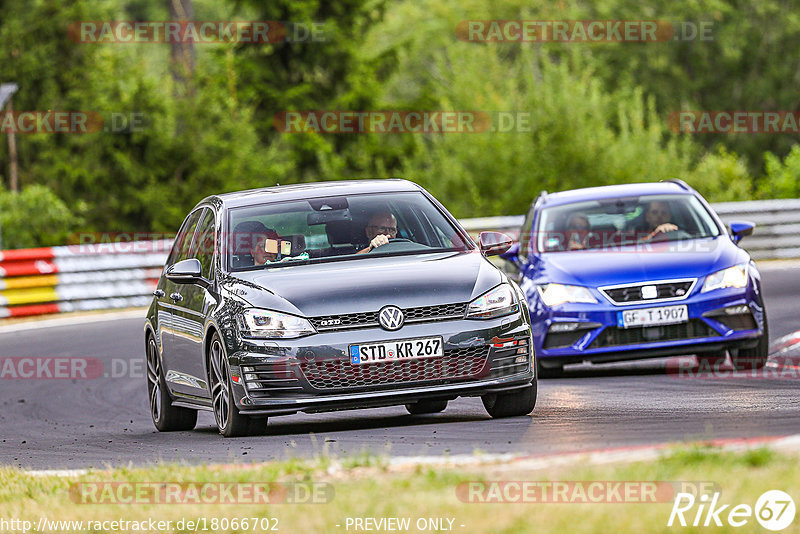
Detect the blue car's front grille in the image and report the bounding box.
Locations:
[591,319,716,348]
[600,280,695,304]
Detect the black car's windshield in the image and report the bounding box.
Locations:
[227,191,471,270]
[536,194,721,253]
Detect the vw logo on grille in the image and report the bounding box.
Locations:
[378,306,404,331]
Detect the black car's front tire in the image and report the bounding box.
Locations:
[482,382,537,418]
[146,336,197,431]
[208,333,268,437]
[405,399,448,415]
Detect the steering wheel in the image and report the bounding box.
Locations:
[648,229,691,243]
[368,237,426,253]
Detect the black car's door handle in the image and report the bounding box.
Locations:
[153,289,165,298]
[169,292,184,302]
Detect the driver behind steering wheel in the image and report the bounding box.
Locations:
[639,200,679,242]
[357,211,398,254]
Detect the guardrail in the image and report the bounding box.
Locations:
[0,199,797,320]
[0,242,169,319]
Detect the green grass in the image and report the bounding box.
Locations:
[1,445,798,533]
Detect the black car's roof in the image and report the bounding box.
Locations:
[197,179,423,210]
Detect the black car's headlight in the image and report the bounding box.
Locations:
[237,309,316,339]
[466,284,518,319]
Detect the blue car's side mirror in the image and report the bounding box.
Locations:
[499,242,522,266]
[729,220,755,244]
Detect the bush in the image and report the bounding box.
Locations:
[0,185,82,249]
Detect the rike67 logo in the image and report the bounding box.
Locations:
[668,490,795,531]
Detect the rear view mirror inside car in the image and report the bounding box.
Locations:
[307,208,352,225]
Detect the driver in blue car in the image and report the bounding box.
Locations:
[357,211,398,254]
[639,200,679,242]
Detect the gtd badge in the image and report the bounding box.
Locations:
[378,306,404,331]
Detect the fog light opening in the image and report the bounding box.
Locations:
[724,305,750,315]
[548,322,581,333]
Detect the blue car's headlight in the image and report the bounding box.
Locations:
[466,284,518,319]
[237,309,316,339]
[701,263,748,293]
[537,284,598,307]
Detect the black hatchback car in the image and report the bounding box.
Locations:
[144,180,536,436]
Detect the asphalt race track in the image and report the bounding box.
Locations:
[2,264,799,470]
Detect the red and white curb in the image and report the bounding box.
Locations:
[22,434,800,478]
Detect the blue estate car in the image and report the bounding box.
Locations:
[502,180,768,377]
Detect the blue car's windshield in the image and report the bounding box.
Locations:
[536,194,721,253]
[227,191,471,271]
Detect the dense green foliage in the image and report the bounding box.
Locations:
[0,0,798,247]
[0,185,82,249]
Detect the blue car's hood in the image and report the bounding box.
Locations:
[533,237,749,287]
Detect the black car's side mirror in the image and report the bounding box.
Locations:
[166,258,207,286]
[478,231,513,256]
[728,221,755,244]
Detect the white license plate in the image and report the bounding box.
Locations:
[349,336,444,365]
[617,305,688,328]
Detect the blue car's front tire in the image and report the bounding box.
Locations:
[731,314,769,370]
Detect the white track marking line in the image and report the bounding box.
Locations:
[0,309,145,334]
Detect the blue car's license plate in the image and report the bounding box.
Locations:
[617,305,688,329]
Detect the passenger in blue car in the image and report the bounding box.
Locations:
[565,213,591,250]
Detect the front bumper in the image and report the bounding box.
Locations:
[531,285,764,365]
[228,312,534,415]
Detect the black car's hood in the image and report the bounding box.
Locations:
[221,251,502,316]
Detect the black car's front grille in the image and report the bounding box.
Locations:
[601,280,695,304]
[242,361,303,399]
[309,303,468,332]
[404,302,467,322]
[300,346,488,391]
[310,311,379,330]
[591,319,717,348]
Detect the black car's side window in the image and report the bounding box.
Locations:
[193,208,216,280]
[167,209,203,267]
